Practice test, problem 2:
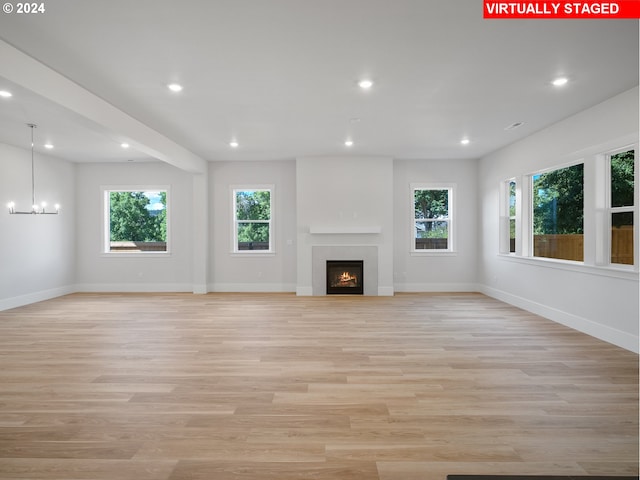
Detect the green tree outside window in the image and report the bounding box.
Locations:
[234,189,271,250]
[109,190,167,252]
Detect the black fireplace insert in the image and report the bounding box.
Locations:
[326,260,364,295]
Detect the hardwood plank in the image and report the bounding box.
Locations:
[0,459,177,480]
[0,292,636,480]
[168,460,380,480]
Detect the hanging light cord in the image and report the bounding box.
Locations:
[29,124,36,207]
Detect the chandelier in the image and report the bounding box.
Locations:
[7,124,60,215]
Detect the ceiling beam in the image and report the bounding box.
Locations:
[0,40,207,174]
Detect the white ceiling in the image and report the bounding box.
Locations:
[0,1,637,166]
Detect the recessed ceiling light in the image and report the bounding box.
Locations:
[552,77,569,87]
[230,141,239,148]
[460,138,470,145]
[121,143,130,149]
[345,140,354,147]
[358,79,374,90]
[0,90,12,98]
[44,143,54,149]
[167,83,183,92]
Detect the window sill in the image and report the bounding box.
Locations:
[231,251,276,257]
[101,252,171,258]
[411,251,458,257]
[497,253,639,280]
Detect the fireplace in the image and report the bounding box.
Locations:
[326,260,364,295]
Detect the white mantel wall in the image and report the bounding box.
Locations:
[296,156,394,295]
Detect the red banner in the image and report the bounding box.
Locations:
[484,1,640,18]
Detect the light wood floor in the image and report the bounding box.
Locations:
[0,292,637,480]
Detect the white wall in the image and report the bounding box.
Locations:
[2,90,638,353]
[75,162,195,291]
[0,142,76,309]
[209,160,297,292]
[393,158,478,291]
[296,156,394,295]
[478,87,639,352]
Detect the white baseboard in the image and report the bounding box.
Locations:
[378,286,395,296]
[296,286,313,296]
[192,284,208,294]
[210,283,296,293]
[76,283,193,293]
[480,285,639,354]
[0,285,76,311]
[394,282,480,293]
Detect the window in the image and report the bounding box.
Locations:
[609,149,635,265]
[104,189,168,253]
[499,179,517,255]
[233,187,272,252]
[508,180,516,253]
[532,163,584,261]
[501,142,637,272]
[412,186,453,252]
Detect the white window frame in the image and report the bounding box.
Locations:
[101,185,170,257]
[498,136,639,279]
[231,185,274,255]
[604,145,637,268]
[410,183,455,255]
[528,160,585,262]
[500,178,518,255]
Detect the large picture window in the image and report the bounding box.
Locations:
[501,143,637,273]
[532,163,584,261]
[233,187,272,252]
[104,189,168,253]
[609,149,635,265]
[412,186,453,252]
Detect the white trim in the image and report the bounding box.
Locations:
[528,162,584,260]
[499,178,518,255]
[99,253,171,258]
[410,183,456,253]
[377,286,395,296]
[394,282,480,293]
[296,286,314,296]
[0,285,75,311]
[480,284,639,354]
[76,283,192,293]
[410,251,458,257]
[101,185,171,255]
[496,253,639,281]
[209,283,296,293]
[605,145,637,268]
[231,185,274,254]
[192,284,208,294]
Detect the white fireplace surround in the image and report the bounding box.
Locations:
[312,246,379,296]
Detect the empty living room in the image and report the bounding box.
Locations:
[0,1,638,479]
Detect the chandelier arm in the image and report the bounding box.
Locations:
[7,123,60,215]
